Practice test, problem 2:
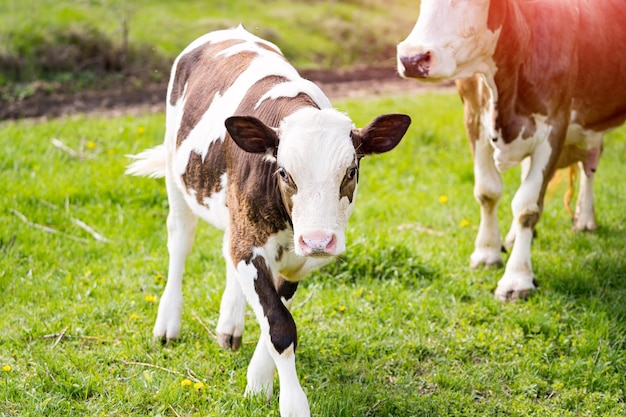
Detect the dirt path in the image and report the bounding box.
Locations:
[0,66,454,121]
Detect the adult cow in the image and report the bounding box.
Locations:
[397,0,626,300]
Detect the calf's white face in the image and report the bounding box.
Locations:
[276,108,356,257]
[226,108,411,258]
[397,0,498,81]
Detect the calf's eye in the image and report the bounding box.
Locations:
[276,167,289,182]
[347,167,357,180]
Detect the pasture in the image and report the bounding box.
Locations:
[1,91,625,416]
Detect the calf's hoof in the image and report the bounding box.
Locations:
[217,332,242,350]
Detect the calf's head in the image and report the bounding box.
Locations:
[225,108,411,257]
[397,0,499,81]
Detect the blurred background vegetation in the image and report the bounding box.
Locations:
[0,0,418,99]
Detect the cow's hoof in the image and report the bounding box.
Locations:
[573,217,598,232]
[470,248,504,269]
[494,274,538,302]
[217,332,242,351]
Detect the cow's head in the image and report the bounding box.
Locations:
[225,108,411,257]
[397,0,500,81]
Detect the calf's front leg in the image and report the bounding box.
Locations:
[245,277,299,399]
[236,255,309,417]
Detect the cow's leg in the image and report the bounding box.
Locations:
[573,141,602,231]
[245,277,299,400]
[504,157,532,248]
[573,161,598,231]
[236,256,309,417]
[495,140,558,301]
[216,232,246,350]
[154,174,198,340]
[470,135,504,268]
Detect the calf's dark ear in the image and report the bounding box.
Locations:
[225,116,279,154]
[351,114,411,156]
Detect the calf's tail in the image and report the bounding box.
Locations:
[125,145,166,178]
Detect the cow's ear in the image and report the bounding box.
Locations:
[351,114,411,157]
[225,116,279,154]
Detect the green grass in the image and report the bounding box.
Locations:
[1,92,626,416]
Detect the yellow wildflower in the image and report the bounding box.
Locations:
[460,219,470,228]
[438,195,448,203]
[137,126,145,134]
[2,365,11,372]
[194,381,205,390]
[181,379,192,387]
[87,141,96,149]
[129,313,138,320]
[144,295,157,303]
[338,305,346,312]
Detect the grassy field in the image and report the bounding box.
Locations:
[1,92,625,416]
[0,0,418,87]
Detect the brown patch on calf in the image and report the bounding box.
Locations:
[182,140,226,207]
[255,41,284,56]
[226,138,291,264]
[234,76,320,126]
[172,40,257,147]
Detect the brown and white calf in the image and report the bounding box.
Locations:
[397,0,626,301]
[127,25,411,416]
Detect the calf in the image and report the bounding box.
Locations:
[397,0,626,300]
[127,25,411,417]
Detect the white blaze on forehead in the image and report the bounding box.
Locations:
[398,0,499,80]
[277,107,355,186]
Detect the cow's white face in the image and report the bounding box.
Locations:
[225,108,411,258]
[397,0,499,81]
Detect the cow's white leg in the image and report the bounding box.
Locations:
[573,160,598,231]
[154,175,198,340]
[495,143,553,301]
[236,258,309,417]
[471,135,504,268]
[504,157,531,248]
[216,234,246,350]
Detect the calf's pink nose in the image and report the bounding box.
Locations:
[299,232,337,256]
